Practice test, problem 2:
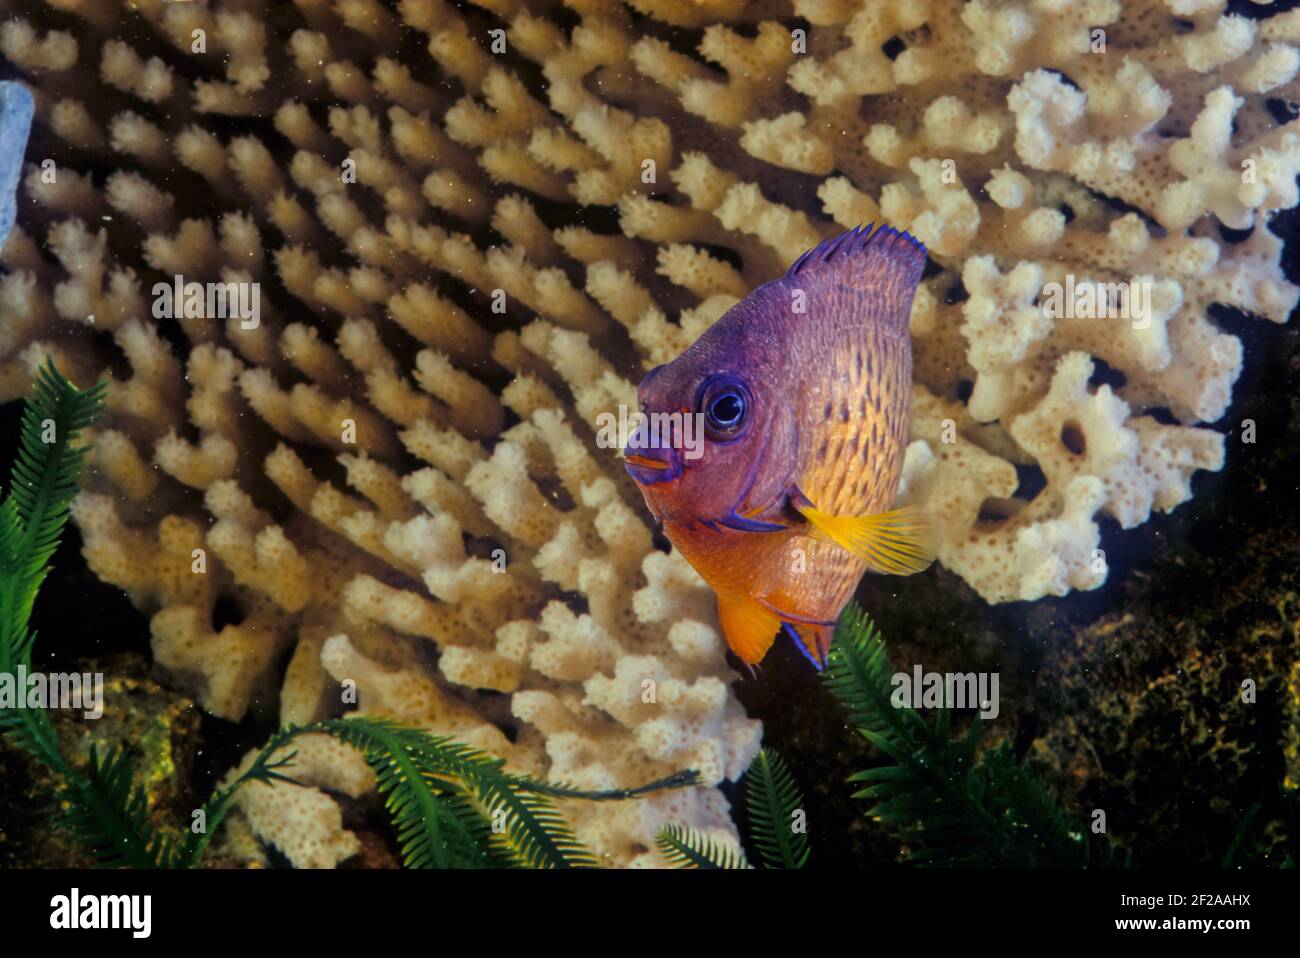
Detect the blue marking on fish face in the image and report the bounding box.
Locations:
[718,511,786,533]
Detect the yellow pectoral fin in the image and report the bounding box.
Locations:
[796,504,938,576]
[716,594,782,666]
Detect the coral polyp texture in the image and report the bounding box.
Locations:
[0,0,1296,865]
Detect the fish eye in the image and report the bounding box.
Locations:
[699,378,750,439]
[709,391,744,426]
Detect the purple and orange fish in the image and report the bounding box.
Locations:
[623,224,936,670]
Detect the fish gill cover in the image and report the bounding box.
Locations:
[0,0,1296,873]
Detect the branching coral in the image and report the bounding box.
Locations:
[0,0,1296,864]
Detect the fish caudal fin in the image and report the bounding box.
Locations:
[796,504,938,576]
[716,594,782,666]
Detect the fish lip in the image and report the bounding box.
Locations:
[624,453,669,470]
[623,447,682,485]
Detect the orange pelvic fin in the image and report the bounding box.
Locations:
[716,593,782,666]
[795,502,938,576]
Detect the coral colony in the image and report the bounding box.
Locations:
[0,0,1296,867]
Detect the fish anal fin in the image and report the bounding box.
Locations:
[716,594,782,666]
[796,503,938,576]
[784,622,832,671]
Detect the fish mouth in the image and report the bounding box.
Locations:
[624,454,669,470]
[623,447,681,485]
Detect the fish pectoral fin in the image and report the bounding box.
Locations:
[716,594,782,666]
[795,503,938,576]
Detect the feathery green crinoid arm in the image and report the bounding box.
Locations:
[656,749,807,869]
[826,603,1087,868]
[744,749,810,868]
[173,727,304,868]
[0,360,106,642]
[300,717,595,868]
[0,361,106,766]
[517,768,701,801]
[62,745,183,868]
[0,364,174,869]
[247,718,701,869]
[0,364,163,871]
[655,824,750,869]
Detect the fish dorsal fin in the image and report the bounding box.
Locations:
[794,503,938,576]
[786,223,927,282]
[716,593,782,666]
